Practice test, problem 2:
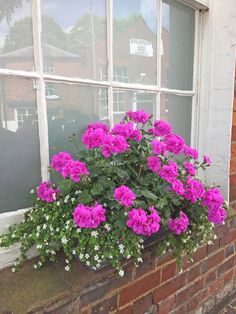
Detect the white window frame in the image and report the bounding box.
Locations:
[0,0,208,268]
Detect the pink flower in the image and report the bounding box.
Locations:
[129,128,143,142]
[73,203,106,228]
[50,152,72,173]
[168,211,189,235]
[147,156,161,173]
[184,162,196,176]
[82,122,109,149]
[208,207,227,225]
[164,134,185,155]
[148,120,172,137]
[202,188,224,210]
[37,181,60,203]
[183,146,199,160]
[101,135,129,158]
[126,206,161,236]
[61,160,89,182]
[126,110,150,124]
[151,139,167,155]
[171,179,185,196]
[112,122,134,139]
[159,161,179,183]
[184,176,205,203]
[203,155,212,165]
[114,185,136,208]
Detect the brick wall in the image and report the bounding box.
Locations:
[28,216,236,314]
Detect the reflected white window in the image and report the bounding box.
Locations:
[45,83,59,100]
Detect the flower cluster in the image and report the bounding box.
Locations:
[127,207,161,236]
[168,211,189,235]
[0,109,228,276]
[73,204,106,228]
[114,185,136,208]
[37,181,60,203]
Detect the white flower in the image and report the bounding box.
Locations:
[183,239,187,243]
[126,255,131,259]
[65,265,70,271]
[30,189,34,194]
[193,247,197,252]
[162,250,166,255]
[36,244,42,249]
[166,242,170,246]
[213,234,217,240]
[208,241,213,245]
[33,264,38,269]
[45,215,49,221]
[50,226,54,232]
[61,237,68,244]
[79,253,84,259]
[91,231,98,238]
[109,255,113,259]
[85,253,89,259]
[119,244,124,254]
[222,221,225,225]
[86,261,90,266]
[56,228,59,232]
[64,199,68,204]
[38,261,42,267]
[94,255,99,261]
[72,250,76,255]
[103,203,107,207]
[96,263,101,268]
[43,224,47,230]
[65,259,69,264]
[104,224,111,231]
[94,245,99,251]
[137,257,143,263]
[52,193,57,200]
[36,225,41,231]
[36,232,40,238]
[11,267,16,273]
[51,250,56,255]
[140,239,144,243]
[75,190,81,195]
[77,228,81,233]
[56,201,60,206]
[119,269,124,277]
[65,225,70,230]
[71,198,75,203]
[11,233,16,238]
[124,212,128,216]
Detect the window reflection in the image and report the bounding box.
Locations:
[113,89,156,124]
[0,1,34,71]
[45,83,109,156]
[42,0,107,80]
[113,0,157,85]
[0,77,41,213]
[160,94,192,144]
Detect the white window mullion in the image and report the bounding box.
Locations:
[191,9,201,147]
[107,0,114,127]
[156,0,162,120]
[32,0,49,181]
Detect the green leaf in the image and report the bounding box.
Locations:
[117,169,129,179]
[141,190,158,200]
[91,183,103,195]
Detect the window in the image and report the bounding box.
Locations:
[0,0,198,214]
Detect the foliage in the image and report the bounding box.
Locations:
[0,111,228,276]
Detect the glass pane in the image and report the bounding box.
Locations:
[160,94,192,145]
[0,77,41,213]
[46,83,109,156]
[113,89,156,124]
[42,0,107,80]
[113,0,157,85]
[162,0,194,90]
[0,1,34,71]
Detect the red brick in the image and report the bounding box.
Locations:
[231,159,236,173]
[230,187,236,201]
[206,250,224,270]
[119,270,161,307]
[224,269,234,285]
[91,294,117,313]
[215,224,229,238]
[117,305,132,314]
[183,246,207,270]
[207,277,224,297]
[217,255,235,276]
[186,290,205,312]
[225,243,235,258]
[175,278,204,307]
[232,126,236,141]
[153,273,185,303]
[231,144,236,157]
[205,269,216,285]
[161,262,176,283]
[156,253,174,267]
[174,305,187,314]
[158,295,175,314]
[207,239,220,255]
[185,264,201,283]
[132,293,153,314]
[220,229,236,247]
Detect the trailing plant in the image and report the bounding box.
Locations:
[0,110,228,276]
